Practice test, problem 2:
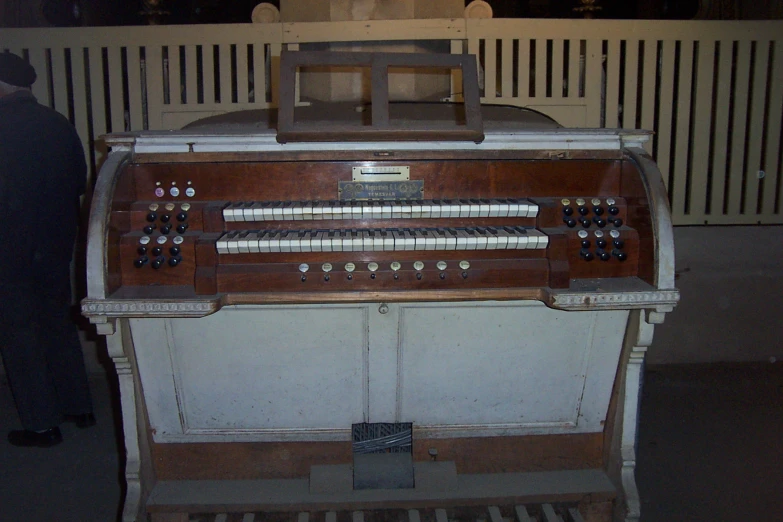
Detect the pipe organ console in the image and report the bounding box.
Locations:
[82,52,678,522]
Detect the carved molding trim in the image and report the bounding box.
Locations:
[550,290,679,310]
[82,299,218,319]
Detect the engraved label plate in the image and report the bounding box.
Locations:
[339,181,424,201]
[352,166,410,181]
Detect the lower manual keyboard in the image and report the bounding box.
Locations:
[216,227,549,254]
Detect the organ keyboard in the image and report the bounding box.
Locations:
[81,51,678,522]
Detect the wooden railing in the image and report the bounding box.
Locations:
[2,19,782,225]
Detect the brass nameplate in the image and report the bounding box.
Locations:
[339,181,424,201]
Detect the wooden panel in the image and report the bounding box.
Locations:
[762,42,783,219]
[551,39,564,98]
[655,41,676,190]
[236,43,250,104]
[568,39,581,98]
[639,40,657,154]
[50,47,68,118]
[604,40,621,128]
[501,37,513,99]
[202,44,215,104]
[126,46,144,130]
[743,41,771,217]
[518,39,531,99]
[185,44,198,105]
[621,40,639,129]
[106,46,126,133]
[671,41,694,216]
[484,39,497,99]
[534,38,546,99]
[726,41,752,217]
[219,43,232,104]
[688,40,716,220]
[151,433,603,480]
[709,40,733,218]
[27,47,49,104]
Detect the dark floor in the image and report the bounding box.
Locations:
[1,364,781,522]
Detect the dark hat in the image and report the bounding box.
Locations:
[0,52,37,88]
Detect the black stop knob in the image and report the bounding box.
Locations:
[152,246,163,256]
[347,274,353,280]
[580,218,591,228]
[594,217,607,228]
[581,239,591,248]
[168,255,182,267]
[596,238,607,249]
[613,239,625,249]
[593,206,604,215]
[416,273,423,280]
[578,206,589,216]
[146,212,157,222]
[160,214,171,223]
[614,249,628,261]
[462,271,468,279]
[176,223,189,234]
[564,218,577,228]
[301,275,307,282]
[563,206,574,216]
[439,272,446,280]
[583,251,594,261]
[137,246,147,255]
[613,218,624,227]
[133,256,149,268]
[169,246,181,256]
[370,273,376,279]
[598,250,611,261]
[608,206,620,215]
[160,224,172,235]
[176,212,188,222]
[143,225,155,234]
[151,256,165,269]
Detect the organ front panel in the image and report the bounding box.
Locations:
[100,156,657,304]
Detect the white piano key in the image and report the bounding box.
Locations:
[488,201,501,217]
[216,235,229,254]
[279,202,293,220]
[312,203,324,220]
[498,201,510,217]
[302,203,313,220]
[362,204,373,220]
[488,506,503,522]
[279,232,293,253]
[371,204,383,220]
[262,203,275,221]
[372,231,385,251]
[517,233,530,250]
[269,231,282,252]
[485,230,498,250]
[434,230,447,251]
[411,202,422,218]
[466,230,479,250]
[455,229,468,250]
[247,232,260,253]
[237,233,250,253]
[351,231,363,251]
[424,231,437,251]
[351,205,363,220]
[339,203,351,220]
[508,199,521,217]
[292,205,304,221]
[414,231,427,250]
[459,201,472,218]
[249,202,263,221]
[391,202,402,219]
[271,203,284,221]
[391,230,404,250]
[404,230,416,251]
[527,201,540,217]
[468,201,481,218]
[227,238,239,254]
[541,504,559,522]
[401,203,412,219]
[329,232,342,252]
[420,202,432,219]
[475,229,488,250]
[445,229,458,250]
[430,202,442,218]
[362,231,374,251]
[381,203,392,219]
[479,201,491,217]
[321,231,333,252]
[322,204,334,220]
[299,232,311,252]
[495,229,509,249]
[515,505,532,522]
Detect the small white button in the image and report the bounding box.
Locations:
[173,236,184,244]
[155,187,165,198]
[299,263,310,273]
[148,203,159,211]
[578,230,589,238]
[610,230,621,238]
[139,236,151,245]
[156,235,168,244]
[165,203,176,211]
[367,262,379,272]
[606,198,616,205]
[594,230,605,238]
[576,198,586,206]
[561,198,570,206]
[344,262,356,272]
[181,203,191,211]
[436,261,447,270]
[459,260,470,270]
[592,198,601,206]
[185,187,196,197]
[322,263,333,273]
[170,187,180,197]
[413,261,424,271]
[390,261,401,271]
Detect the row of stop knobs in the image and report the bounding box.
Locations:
[580,238,627,262]
[134,246,183,269]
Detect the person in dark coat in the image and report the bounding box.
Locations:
[0,51,94,447]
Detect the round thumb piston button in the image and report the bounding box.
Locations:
[298,263,309,273]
